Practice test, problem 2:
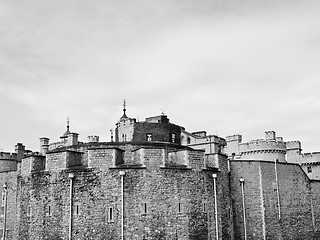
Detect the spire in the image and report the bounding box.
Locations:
[120,99,128,120]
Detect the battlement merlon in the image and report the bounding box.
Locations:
[286,141,302,150]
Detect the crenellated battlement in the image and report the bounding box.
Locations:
[20,142,226,174]
[0,152,18,160]
[286,141,302,150]
[300,152,320,163]
[87,135,100,143]
[239,139,286,153]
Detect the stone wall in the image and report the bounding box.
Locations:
[16,143,231,239]
[230,160,317,240]
[0,171,18,240]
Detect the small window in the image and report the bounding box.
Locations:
[142,203,147,215]
[307,166,312,173]
[178,202,182,213]
[108,207,114,222]
[146,133,152,142]
[203,202,207,213]
[47,205,52,216]
[187,137,191,144]
[171,133,176,143]
[27,205,32,217]
[75,203,80,216]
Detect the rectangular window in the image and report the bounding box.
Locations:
[108,207,114,222]
[27,205,32,217]
[75,203,80,216]
[47,205,52,217]
[141,203,147,215]
[307,166,312,173]
[178,202,182,213]
[203,202,207,213]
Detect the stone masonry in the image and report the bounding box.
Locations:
[1,106,320,239]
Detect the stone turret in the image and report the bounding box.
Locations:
[225,131,287,162]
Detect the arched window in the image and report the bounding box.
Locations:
[146,133,152,141]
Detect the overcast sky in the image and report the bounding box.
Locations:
[1,0,320,153]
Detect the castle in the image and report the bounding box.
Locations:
[0,104,320,239]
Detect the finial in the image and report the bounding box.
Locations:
[120,99,128,119]
[67,116,70,131]
[123,99,126,114]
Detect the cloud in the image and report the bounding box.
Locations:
[0,0,320,152]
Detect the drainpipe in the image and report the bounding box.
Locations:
[274,159,281,219]
[212,174,219,240]
[240,178,247,240]
[119,171,126,240]
[2,183,7,240]
[68,173,75,240]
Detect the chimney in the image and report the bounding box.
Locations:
[15,143,25,161]
[67,133,79,146]
[39,137,50,155]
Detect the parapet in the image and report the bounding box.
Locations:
[0,152,17,160]
[286,141,302,150]
[192,131,207,137]
[226,134,242,143]
[145,115,169,123]
[0,152,18,172]
[300,152,320,163]
[87,135,100,143]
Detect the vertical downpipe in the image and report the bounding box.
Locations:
[240,178,247,240]
[212,173,219,240]
[68,173,75,240]
[311,197,315,230]
[274,159,281,219]
[119,171,126,240]
[2,183,7,240]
